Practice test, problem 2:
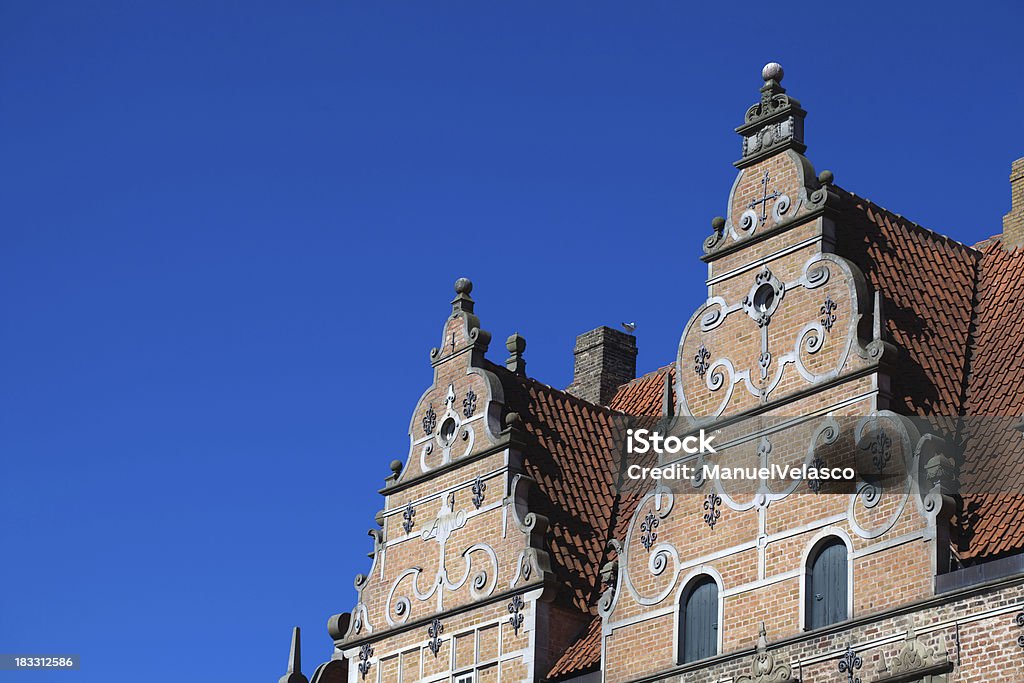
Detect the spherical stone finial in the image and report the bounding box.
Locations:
[389,459,403,475]
[762,62,784,83]
[818,170,834,186]
[454,277,473,295]
[711,216,726,231]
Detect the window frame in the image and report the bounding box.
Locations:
[674,568,723,665]
[800,530,854,631]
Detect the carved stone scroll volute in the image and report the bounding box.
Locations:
[507,472,558,600]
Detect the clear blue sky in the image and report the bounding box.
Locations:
[1,2,1021,681]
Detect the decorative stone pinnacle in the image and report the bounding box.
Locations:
[289,627,300,672]
[736,63,806,168]
[278,627,309,683]
[761,62,784,83]
[389,459,403,476]
[506,332,527,375]
[451,277,475,314]
[506,332,526,354]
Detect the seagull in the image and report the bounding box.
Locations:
[621,322,637,334]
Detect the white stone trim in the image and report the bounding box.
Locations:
[706,234,824,287]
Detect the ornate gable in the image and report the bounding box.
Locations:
[599,64,953,683]
[402,278,506,481]
[326,279,568,683]
[678,64,893,420]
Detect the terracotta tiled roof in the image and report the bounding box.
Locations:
[958,242,1024,560]
[494,365,624,615]
[835,199,1024,559]
[833,189,980,416]
[963,242,1024,418]
[546,615,602,679]
[493,363,684,678]
[489,366,627,679]
[608,364,674,415]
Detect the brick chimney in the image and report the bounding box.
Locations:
[566,326,637,405]
[1003,158,1024,247]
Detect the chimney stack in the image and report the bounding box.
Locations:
[1003,158,1024,247]
[566,326,637,406]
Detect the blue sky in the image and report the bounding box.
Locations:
[1,2,1021,681]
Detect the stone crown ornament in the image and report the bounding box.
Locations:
[736,62,807,168]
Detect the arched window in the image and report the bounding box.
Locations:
[805,537,848,630]
[678,575,719,664]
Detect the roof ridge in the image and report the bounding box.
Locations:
[954,249,984,421]
[486,360,622,418]
[834,184,982,256]
[619,362,674,387]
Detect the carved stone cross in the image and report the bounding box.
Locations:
[748,169,782,224]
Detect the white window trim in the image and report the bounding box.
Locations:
[672,565,725,665]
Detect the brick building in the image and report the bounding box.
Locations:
[275,64,1024,683]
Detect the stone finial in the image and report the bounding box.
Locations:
[430,277,490,362]
[761,62,784,83]
[505,332,527,375]
[278,627,309,683]
[452,277,475,314]
[736,62,806,168]
[385,459,403,486]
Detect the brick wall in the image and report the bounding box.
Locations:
[627,577,1024,682]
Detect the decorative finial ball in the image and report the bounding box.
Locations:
[389,459,403,475]
[818,170,834,186]
[711,216,726,231]
[762,62,784,83]
[454,277,473,295]
[506,332,526,354]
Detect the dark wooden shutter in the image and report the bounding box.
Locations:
[680,577,718,663]
[807,540,847,629]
